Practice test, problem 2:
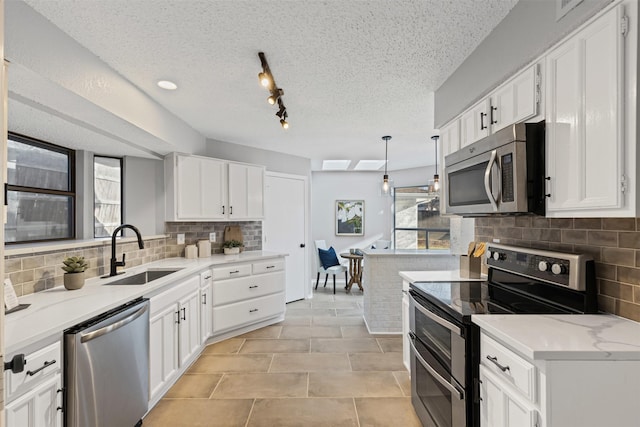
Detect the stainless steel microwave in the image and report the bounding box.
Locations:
[444,121,545,216]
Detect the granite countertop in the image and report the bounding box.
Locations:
[5,251,286,354]
[399,270,487,282]
[473,314,640,361]
[363,249,454,256]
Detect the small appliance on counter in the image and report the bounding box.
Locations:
[407,243,596,427]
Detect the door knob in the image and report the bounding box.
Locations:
[300,243,305,248]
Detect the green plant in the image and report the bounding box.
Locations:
[223,240,243,248]
[62,256,89,274]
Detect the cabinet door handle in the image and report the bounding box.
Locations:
[266,265,275,269]
[204,275,212,280]
[230,270,240,274]
[181,307,187,321]
[202,294,207,305]
[249,308,259,313]
[26,359,56,376]
[486,355,510,372]
[222,205,225,214]
[480,112,487,130]
[490,106,497,124]
[175,311,180,324]
[230,206,233,215]
[249,285,259,289]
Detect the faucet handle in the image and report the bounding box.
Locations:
[116,253,126,267]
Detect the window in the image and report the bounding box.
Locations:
[5,133,75,243]
[394,185,450,250]
[94,156,123,238]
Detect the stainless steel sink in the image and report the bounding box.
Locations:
[104,268,183,285]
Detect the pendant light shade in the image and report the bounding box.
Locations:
[380,136,393,196]
[430,135,440,192]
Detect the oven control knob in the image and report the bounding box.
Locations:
[492,252,506,261]
[486,250,493,260]
[538,261,550,272]
[551,263,567,275]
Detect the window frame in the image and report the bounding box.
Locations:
[393,184,450,250]
[93,155,124,239]
[5,132,76,244]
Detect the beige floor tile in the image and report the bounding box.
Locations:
[336,308,364,316]
[311,338,381,353]
[280,325,342,339]
[311,291,337,301]
[311,301,360,309]
[308,372,403,398]
[237,325,282,339]
[240,338,310,353]
[213,373,308,398]
[270,353,351,372]
[355,397,422,427]
[144,398,253,426]
[377,337,403,352]
[188,354,272,373]
[340,325,372,338]
[202,338,245,354]
[247,398,358,427]
[312,316,364,326]
[287,308,337,317]
[277,316,312,326]
[393,371,411,396]
[349,352,405,371]
[164,373,222,398]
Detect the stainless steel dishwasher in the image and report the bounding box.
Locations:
[64,297,149,427]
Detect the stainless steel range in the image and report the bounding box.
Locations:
[408,243,597,427]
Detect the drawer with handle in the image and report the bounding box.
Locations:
[212,264,252,280]
[480,332,536,402]
[5,341,61,399]
[252,259,285,274]
[213,292,285,333]
[213,272,284,306]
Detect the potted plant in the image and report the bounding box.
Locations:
[62,256,89,290]
[223,240,243,255]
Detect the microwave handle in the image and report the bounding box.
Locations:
[484,149,499,211]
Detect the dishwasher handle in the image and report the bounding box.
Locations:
[80,303,149,343]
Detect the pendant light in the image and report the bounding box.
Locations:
[381,136,393,196]
[431,135,440,192]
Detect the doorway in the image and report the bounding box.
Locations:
[263,172,308,302]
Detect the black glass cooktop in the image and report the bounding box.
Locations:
[410,281,489,322]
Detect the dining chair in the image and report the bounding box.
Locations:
[314,240,347,294]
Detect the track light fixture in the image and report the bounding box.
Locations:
[258,52,290,129]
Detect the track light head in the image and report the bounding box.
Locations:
[280,119,289,129]
[258,72,271,88]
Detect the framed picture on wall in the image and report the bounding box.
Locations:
[336,200,364,236]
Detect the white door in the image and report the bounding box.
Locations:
[264,173,307,302]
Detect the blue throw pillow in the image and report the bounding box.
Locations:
[318,247,340,269]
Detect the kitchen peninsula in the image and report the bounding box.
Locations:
[361,249,458,333]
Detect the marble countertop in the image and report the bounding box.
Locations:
[363,249,454,256]
[473,314,640,361]
[399,270,487,282]
[5,251,286,354]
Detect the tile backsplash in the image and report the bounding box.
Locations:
[475,216,640,322]
[5,221,263,297]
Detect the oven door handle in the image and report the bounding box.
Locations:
[409,339,464,401]
[410,295,463,335]
[483,149,499,211]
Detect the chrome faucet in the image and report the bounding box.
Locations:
[106,224,145,277]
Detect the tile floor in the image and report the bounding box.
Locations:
[143,286,421,427]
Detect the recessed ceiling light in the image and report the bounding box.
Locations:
[157,80,178,90]
[322,160,351,171]
[354,160,386,171]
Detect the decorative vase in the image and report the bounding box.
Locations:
[224,247,240,255]
[64,272,85,290]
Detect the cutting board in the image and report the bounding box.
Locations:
[224,226,244,251]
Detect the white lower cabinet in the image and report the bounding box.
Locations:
[5,341,63,427]
[6,374,62,427]
[199,269,214,344]
[149,275,201,405]
[479,366,537,427]
[212,259,285,334]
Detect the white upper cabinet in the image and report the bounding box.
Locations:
[441,118,460,159]
[459,65,540,148]
[545,3,634,217]
[165,153,265,221]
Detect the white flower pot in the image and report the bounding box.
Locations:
[224,247,240,255]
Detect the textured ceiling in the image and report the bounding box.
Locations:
[19,0,518,171]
